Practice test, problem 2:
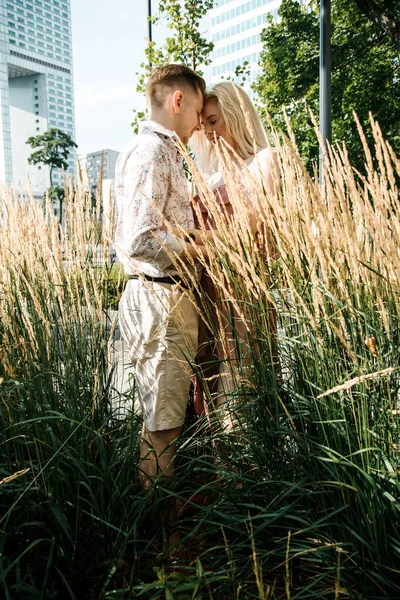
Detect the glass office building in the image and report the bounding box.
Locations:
[208,0,281,86]
[0,0,75,198]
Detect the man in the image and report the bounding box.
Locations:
[114,65,206,534]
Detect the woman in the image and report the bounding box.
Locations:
[191,82,279,422]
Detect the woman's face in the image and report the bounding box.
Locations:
[201,99,236,148]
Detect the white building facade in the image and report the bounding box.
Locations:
[208,0,281,87]
[0,0,76,198]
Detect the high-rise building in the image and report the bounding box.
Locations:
[78,149,119,191]
[208,0,281,88]
[0,0,76,198]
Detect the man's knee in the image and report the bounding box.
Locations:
[143,425,182,449]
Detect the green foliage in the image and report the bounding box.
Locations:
[253,0,400,171]
[131,0,215,133]
[26,127,78,186]
[99,263,129,311]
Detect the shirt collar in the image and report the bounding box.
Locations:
[140,120,182,160]
[140,119,179,142]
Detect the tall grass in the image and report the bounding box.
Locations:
[168,116,400,598]
[1,117,400,598]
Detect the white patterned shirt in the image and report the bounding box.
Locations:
[114,120,195,278]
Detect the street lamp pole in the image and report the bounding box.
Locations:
[319,0,331,186]
[148,0,153,67]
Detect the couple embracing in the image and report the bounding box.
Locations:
[114,64,277,544]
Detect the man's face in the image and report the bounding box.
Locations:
[174,88,204,145]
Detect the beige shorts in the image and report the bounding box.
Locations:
[118,278,198,431]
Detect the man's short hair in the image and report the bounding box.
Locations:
[146,64,206,108]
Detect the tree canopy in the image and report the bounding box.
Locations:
[27,127,77,186]
[27,128,77,223]
[253,0,400,171]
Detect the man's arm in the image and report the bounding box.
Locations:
[115,140,186,270]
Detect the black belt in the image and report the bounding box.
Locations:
[128,274,189,289]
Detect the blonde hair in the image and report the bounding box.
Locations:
[191,81,268,175]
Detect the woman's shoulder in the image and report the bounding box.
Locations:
[249,147,277,166]
[247,147,278,177]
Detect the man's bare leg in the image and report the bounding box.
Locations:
[139,425,183,551]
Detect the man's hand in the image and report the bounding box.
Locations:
[185,241,208,260]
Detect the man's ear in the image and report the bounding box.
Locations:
[171,90,183,114]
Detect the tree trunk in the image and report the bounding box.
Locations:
[352,0,400,53]
[59,196,63,226]
[50,165,54,187]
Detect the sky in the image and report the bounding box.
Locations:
[70,0,166,156]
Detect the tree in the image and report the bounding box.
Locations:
[132,0,215,132]
[352,0,400,53]
[27,128,78,187]
[27,128,78,222]
[253,0,400,172]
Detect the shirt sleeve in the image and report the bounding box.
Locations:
[116,139,185,270]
